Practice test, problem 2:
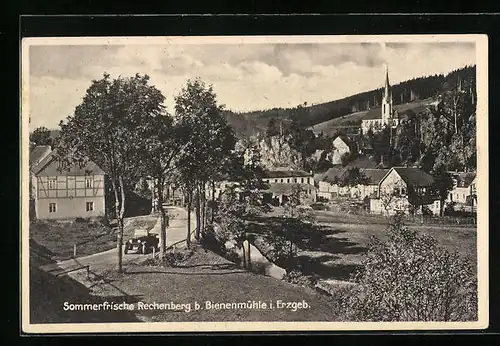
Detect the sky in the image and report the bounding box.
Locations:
[27,40,476,130]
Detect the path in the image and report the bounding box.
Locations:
[39,206,196,276]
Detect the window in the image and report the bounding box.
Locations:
[280,179,283,183]
[275,179,278,183]
[86,202,94,212]
[85,178,93,188]
[294,178,297,183]
[49,203,56,213]
[287,179,290,183]
[48,178,57,189]
[449,193,453,200]
[301,178,304,184]
[307,178,310,184]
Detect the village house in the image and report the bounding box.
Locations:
[29,145,53,219]
[316,167,389,200]
[370,166,440,216]
[30,147,106,220]
[446,171,477,212]
[262,168,316,205]
[312,135,356,165]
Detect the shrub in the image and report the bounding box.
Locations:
[282,268,316,288]
[74,217,88,224]
[145,249,194,267]
[340,212,477,321]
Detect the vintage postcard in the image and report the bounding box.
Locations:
[21,34,488,333]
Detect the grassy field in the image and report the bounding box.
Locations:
[247,208,477,282]
[29,214,159,260]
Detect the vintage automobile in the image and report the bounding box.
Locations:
[124,229,160,254]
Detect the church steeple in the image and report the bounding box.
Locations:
[381,65,393,124]
[384,66,391,100]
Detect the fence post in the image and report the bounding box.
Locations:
[152,246,155,259]
[73,244,77,258]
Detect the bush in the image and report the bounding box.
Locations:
[282,268,317,288]
[74,217,88,224]
[145,249,194,267]
[340,212,477,321]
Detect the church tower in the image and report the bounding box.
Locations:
[381,66,393,125]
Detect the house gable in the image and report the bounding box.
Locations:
[33,150,105,177]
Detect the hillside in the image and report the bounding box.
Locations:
[308,97,439,137]
[224,65,476,138]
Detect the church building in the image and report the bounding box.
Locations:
[361,67,400,134]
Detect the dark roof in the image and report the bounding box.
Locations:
[29,145,51,166]
[264,183,315,195]
[264,170,313,178]
[390,167,435,187]
[449,172,476,188]
[360,169,390,185]
[32,150,105,176]
[319,167,348,183]
[362,98,438,121]
[346,156,379,169]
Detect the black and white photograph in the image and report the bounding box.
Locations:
[21,35,488,333]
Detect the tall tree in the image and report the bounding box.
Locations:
[174,78,236,245]
[56,73,163,272]
[29,126,53,150]
[135,113,185,258]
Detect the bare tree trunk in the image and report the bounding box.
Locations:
[211,180,215,224]
[201,181,207,233]
[186,190,192,249]
[157,176,167,258]
[195,184,201,241]
[116,176,127,273]
[111,178,122,273]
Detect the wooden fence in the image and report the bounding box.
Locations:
[402,215,477,226]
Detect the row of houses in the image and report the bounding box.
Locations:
[315,165,477,215]
[28,144,476,220]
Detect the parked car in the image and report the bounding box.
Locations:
[124,230,159,254]
[311,202,328,210]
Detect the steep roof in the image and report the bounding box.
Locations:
[319,167,348,183]
[362,98,438,122]
[449,171,476,188]
[29,145,52,167]
[346,155,379,169]
[32,149,105,176]
[362,107,383,120]
[264,169,313,178]
[388,167,435,187]
[361,168,390,185]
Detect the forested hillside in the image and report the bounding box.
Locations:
[224,65,476,138]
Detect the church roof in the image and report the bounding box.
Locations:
[362,107,384,120]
